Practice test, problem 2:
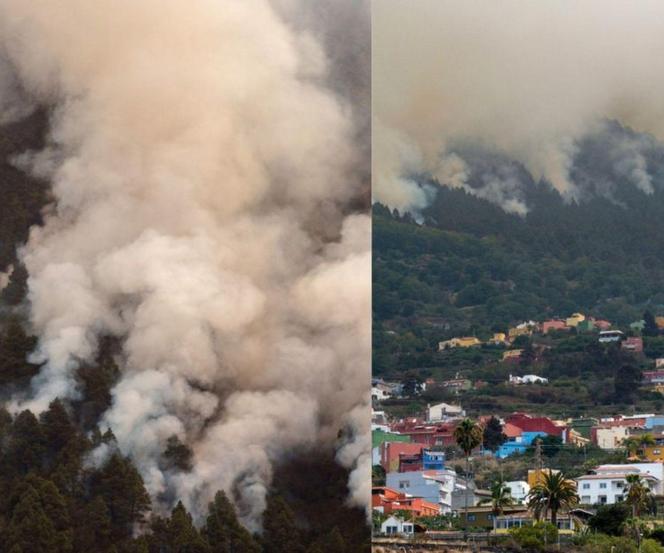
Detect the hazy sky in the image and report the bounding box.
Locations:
[374,0,664,212]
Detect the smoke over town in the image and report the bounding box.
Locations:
[374,0,664,214]
[0,0,369,530]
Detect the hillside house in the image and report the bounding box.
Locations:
[621,336,644,353]
[599,330,624,343]
[386,469,469,514]
[509,374,548,385]
[427,401,465,422]
[497,431,548,458]
[576,463,663,505]
[508,323,534,339]
[502,349,523,363]
[442,377,472,392]
[542,319,567,334]
[372,488,440,517]
[631,320,646,332]
[643,369,664,387]
[507,413,565,437]
[505,481,530,503]
[492,332,507,343]
[566,313,585,327]
[657,359,664,368]
[657,317,664,330]
[438,336,481,350]
[593,319,612,330]
[380,442,425,472]
[380,515,415,536]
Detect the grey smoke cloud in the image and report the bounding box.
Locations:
[374,0,664,213]
[0,0,369,529]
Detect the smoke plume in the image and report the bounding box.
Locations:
[0,0,369,529]
[374,0,664,213]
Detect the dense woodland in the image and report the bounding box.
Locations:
[0,113,370,551]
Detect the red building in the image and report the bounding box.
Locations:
[622,337,644,353]
[542,320,568,334]
[506,413,565,437]
[372,487,440,517]
[390,419,458,448]
[380,442,424,472]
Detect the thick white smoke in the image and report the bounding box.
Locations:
[0,0,369,529]
[374,0,664,213]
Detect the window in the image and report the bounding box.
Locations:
[615,481,624,488]
[581,495,591,503]
[582,483,590,489]
[599,483,607,489]
[399,480,409,489]
[615,495,624,502]
[468,515,476,522]
[598,495,607,504]
[654,449,661,455]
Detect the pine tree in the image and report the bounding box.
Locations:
[10,410,47,474]
[261,495,304,553]
[203,491,259,553]
[89,454,151,542]
[4,481,72,553]
[161,435,193,472]
[40,399,75,455]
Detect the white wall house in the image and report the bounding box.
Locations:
[505,480,530,503]
[594,426,629,449]
[576,464,663,505]
[380,515,414,536]
[386,469,462,514]
[372,386,391,402]
[427,402,465,422]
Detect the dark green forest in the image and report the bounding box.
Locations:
[0,113,369,552]
[373,122,664,416]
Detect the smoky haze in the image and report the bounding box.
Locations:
[0,0,370,529]
[374,0,664,213]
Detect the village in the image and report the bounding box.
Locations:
[372,311,664,550]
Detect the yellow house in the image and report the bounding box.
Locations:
[656,316,664,330]
[642,445,664,462]
[456,336,481,348]
[566,313,585,327]
[502,349,523,361]
[527,468,561,488]
[508,326,531,339]
[438,336,481,350]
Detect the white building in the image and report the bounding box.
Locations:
[427,401,465,422]
[371,410,390,432]
[509,374,548,385]
[386,469,465,514]
[576,463,663,505]
[505,480,530,503]
[380,515,414,536]
[372,386,392,402]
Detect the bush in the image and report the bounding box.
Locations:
[509,522,558,552]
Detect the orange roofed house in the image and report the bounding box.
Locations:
[372,487,440,517]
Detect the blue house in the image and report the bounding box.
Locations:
[497,431,548,459]
[422,449,445,470]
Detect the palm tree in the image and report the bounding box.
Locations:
[638,433,656,455]
[527,471,578,526]
[625,474,651,518]
[480,479,514,516]
[622,437,641,459]
[454,418,483,539]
